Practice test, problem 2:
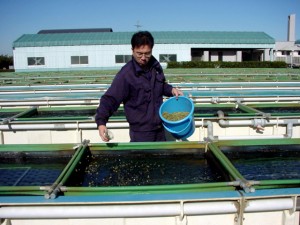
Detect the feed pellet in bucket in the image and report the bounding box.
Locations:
[162,112,189,121]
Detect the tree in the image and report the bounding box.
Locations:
[0,55,13,69]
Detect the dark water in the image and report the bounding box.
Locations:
[28,109,96,118]
[222,145,300,180]
[29,109,124,118]
[0,166,65,186]
[194,107,244,115]
[69,151,225,187]
[0,152,72,186]
[2,145,299,187]
[0,112,19,119]
[254,107,300,114]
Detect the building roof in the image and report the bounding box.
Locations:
[13,31,275,48]
[37,28,113,34]
[275,41,300,51]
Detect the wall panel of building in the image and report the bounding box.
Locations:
[13,42,275,72]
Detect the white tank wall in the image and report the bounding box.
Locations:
[3,212,299,225]
[1,120,299,144]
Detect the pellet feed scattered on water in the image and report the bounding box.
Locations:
[162,111,189,121]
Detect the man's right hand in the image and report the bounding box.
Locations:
[98,125,110,142]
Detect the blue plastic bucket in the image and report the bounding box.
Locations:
[159,96,195,139]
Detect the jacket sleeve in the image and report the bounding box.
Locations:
[163,82,174,97]
[160,70,173,97]
[95,72,129,127]
[154,63,174,97]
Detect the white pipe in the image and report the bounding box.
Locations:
[193,97,300,103]
[1,82,300,90]
[220,87,300,90]
[1,96,300,108]
[245,198,294,212]
[220,119,271,126]
[286,122,294,137]
[0,122,129,130]
[0,90,104,95]
[217,111,300,127]
[214,111,299,140]
[0,84,109,89]
[3,86,300,96]
[0,201,238,219]
[188,87,300,91]
[0,198,294,219]
[0,118,297,131]
[0,120,204,131]
[0,131,3,144]
[170,81,300,86]
[202,118,294,141]
[169,87,300,92]
[235,96,300,102]
[3,81,300,89]
[183,201,237,215]
[0,100,99,107]
[194,121,205,126]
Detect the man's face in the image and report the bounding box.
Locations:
[132,45,152,67]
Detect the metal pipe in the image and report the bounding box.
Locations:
[216,110,298,139]
[208,143,245,181]
[44,141,88,199]
[64,181,233,193]
[258,179,300,186]
[208,143,256,193]
[0,186,42,192]
[236,103,271,118]
[1,107,38,124]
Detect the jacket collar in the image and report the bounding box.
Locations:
[132,56,161,77]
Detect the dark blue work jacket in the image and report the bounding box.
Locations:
[95,56,174,132]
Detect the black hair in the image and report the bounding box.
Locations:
[131,31,154,49]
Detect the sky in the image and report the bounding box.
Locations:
[0,0,299,56]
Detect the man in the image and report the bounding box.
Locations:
[95,31,183,142]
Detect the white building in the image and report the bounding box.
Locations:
[12,30,275,72]
[274,14,300,67]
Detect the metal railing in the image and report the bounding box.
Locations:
[275,56,300,67]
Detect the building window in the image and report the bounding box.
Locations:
[115,55,131,63]
[71,56,89,64]
[218,52,223,61]
[282,51,291,56]
[27,57,45,66]
[159,54,177,63]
